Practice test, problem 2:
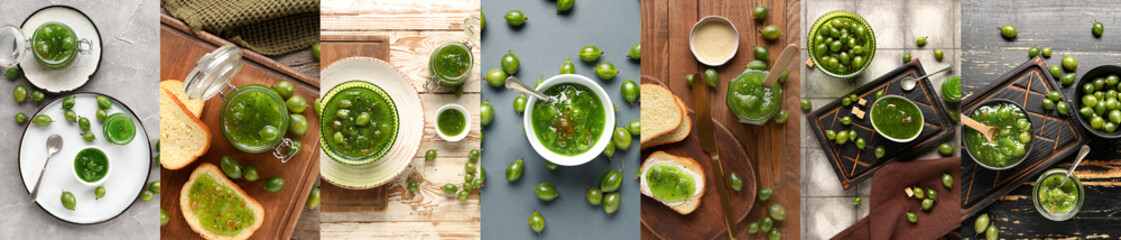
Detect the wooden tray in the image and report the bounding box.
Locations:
[807,60,956,189]
[158,14,321,240]
[959,57,1089,219]
[640,77,757,240]
[317,34,393,212]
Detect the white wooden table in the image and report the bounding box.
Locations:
[319,0,482,238]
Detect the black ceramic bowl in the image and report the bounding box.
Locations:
[963,99,1033,171]
[1072,65,1121,139]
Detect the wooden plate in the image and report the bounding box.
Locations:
[806,60,956,189]
[640,76,757,240]
[960,57,1089,219]
[159,15,320,240]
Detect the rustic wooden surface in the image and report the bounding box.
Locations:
[958,58,1088,220]
[159,15,322,240]
[319,0,482,238]
[639,77,759,240]
[961,0,1121,238]
[800,0,962,239]
[807,60,957,190]
[642,0,802,239]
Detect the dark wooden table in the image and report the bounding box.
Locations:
[642,0,802,239]
[962,0,1121,237]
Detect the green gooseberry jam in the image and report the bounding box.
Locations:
[644,163,697,203]
[74,148,108,183]
[322,81,399,164]
[531,83,606,156]
[221,85,288,153]
[103,113,136,145]
[870,96,923,141]
[429,43,472,87]
[32,22,79,69]
[727,69,782,125]
[965,102,1032,168]
[437,107,467,136]
[187,173,257,236]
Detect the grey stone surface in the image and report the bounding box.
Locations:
[801,0,961,239]
[479,0,640,239]
[0,1,158,239]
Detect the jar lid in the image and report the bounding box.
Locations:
[463,15,481,47]
[183,44,242,101]
[0,25,28,67]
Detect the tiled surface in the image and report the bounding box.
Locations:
[801,0,961,239]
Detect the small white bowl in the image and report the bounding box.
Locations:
[523,74,615,166]
[689,16,739,67]
[869,95,924,143]
[435,103,471,142]
[72,147,110,186]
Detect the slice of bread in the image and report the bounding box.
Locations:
[160,88,210,170]
[180,163,264,240]
[642,96,691,149]
[161,80,205,117]
[640,84,684,144]
[640,151,706,215]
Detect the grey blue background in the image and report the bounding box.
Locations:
[0,0,159,239]
[480,0,640,239]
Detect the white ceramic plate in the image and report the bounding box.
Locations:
[20,6,103,93]
[319,57,424,189]
[523,74,615,166]
[19,93,151,224]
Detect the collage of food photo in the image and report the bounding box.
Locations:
[3,0,1121,239]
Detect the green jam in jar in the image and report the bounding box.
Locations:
[221,85,288,153]
[429,43,472,87]
[32,22,79,69]
[103,113,136,145]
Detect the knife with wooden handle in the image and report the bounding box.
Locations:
[692,72,738,239]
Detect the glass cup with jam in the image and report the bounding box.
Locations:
[0,22,92,69]
[426,15,480,89]
[182,44,299,162]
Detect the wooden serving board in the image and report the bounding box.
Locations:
[159,15,321,240]
[642,0,803,238]
[317,34,392,212]
[807,60,956,189]
[959,57,1089,219]
[640,77,757,240]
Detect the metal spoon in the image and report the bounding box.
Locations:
[1057,145,1090,188]
[29,134,63,202]
[505,76,556,103]
[901,65,952,91]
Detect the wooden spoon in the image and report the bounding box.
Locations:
[961,113,997,142]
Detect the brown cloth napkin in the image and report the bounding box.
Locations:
[163,0,319,55]
[832,157,963,240]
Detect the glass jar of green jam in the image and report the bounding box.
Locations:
[182,45,298,162]
[426,16,480,89]
[0,22,92,69]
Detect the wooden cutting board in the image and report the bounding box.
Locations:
[639,76,758,240]
[158,14,321,240]
[641,0,802,238]
[959,57,1089,219]
[316,34,393,212]
[806,60,956,189]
